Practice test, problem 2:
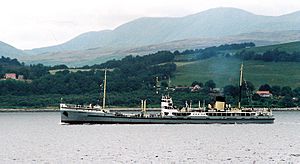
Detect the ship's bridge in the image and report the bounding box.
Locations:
[161,95,178,116]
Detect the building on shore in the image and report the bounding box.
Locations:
[4,73,17,79]
[1,73,31,82]
[256,91,273,98]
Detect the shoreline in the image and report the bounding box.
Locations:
[0,107,299,112]
[0,108,60,112]
[272,107,300,111]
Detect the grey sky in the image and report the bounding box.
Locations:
[1,0,300,49]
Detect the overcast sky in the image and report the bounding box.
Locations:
[1,0,300,50]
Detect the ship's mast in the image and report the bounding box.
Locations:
[238,63,243,109]
[102,69,107,109]
[155,77,160,94]
[167,76,171,96]
[168,77,171,89]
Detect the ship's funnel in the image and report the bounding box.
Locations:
[215,96,225,111]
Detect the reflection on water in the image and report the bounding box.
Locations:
[0,111,299,163]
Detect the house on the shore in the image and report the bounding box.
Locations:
[191,85,201,92]
[4,73,17,79]
[2,73,31,82]
[256,91,273,98]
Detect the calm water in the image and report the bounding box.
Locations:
[0,111,300,163]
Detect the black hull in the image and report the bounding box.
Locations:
[61,110,275,124]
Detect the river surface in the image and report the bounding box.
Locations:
[0,111,300,163]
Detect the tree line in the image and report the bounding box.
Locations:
[223,82,300,108]
[174,42,255,62]
[235,49,300,62]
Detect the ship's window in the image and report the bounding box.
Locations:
[164,112,169,115]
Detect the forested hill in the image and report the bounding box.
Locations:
[0,56,49,80]
[0,56,24,76]
[0,56,22,67]
[0,51,178,107]
[1,42,300,108]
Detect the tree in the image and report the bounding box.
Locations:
[224,85,239,97]
[204,80,216,89]
[161,81,168,88]
[191,81,203,87]
[271,86,281,96]
[252,93,261,101]
[51,64,68,70]
[293,87,300,97]
[279,95,294,107]
[281,86,292,96]
[239,50,255,60]
[259,84,271,91]
[241,81,255,92]
[173,50,180,56]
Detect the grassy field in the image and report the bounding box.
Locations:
[172,57,300,89]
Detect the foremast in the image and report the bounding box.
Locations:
[102,69,107,110]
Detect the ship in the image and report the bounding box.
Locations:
[60,64,275,124]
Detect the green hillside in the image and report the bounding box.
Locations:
[242,41,300,53]
[172,57,300,88]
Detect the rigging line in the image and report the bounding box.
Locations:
[242,62,253,107]
[243,78,253,107]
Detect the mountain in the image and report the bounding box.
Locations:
[24,30,113,55]
[19,7,300,66]
[19,30,300,66]
[0,41,24,58]
[26,7,300,55]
